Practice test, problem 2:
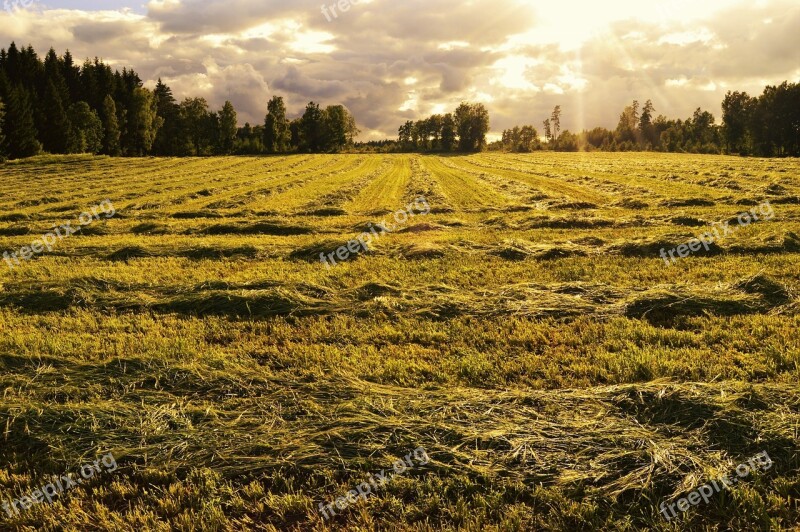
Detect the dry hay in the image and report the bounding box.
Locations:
[397,223,444,234]
[0,225,32,236]
[398,242,447,260]
[622,274,794,326]
[671,216,707,227]
[131,222,171,235]
[0,213,30,222]
[607,237,723,257]
[660,198,716,207]
[171,210,224,219]
[196,222,315,236]
[614,198,650,210]
[491,239,589,261]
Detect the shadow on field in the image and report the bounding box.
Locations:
[193,222,315,236]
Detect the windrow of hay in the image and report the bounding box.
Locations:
[171,210,224,219]
[0,275,793,324]
[297,159,393,216]
[490,239,588,261]
[194,222,315,236]
[621,274,794,325]
[406,157,453,213]
[660,198,716,207]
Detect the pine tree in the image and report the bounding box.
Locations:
[101,94,121,156]
[4,85,41,159]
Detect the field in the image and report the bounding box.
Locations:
[0,152,798,531]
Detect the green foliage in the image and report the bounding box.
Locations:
[67,101,103,154]
[399,105,486,153]
[501,125,541,152]
[300,101,326,152]
[2,85,41,159]
[218,101,237,155]
[0,97,5,161]
[178,97,210,156]
[101,95,121,156]
[125,87,162,156]
[455,102,490,152]
[263,95,290,153]
[152,78,180,155]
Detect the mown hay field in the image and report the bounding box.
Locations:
[0,152,798,531]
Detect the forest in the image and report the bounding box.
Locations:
[493,88,800,157]
[0,43,358,160]
[0,42,798,160]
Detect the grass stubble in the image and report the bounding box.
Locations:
[0,152,798,530]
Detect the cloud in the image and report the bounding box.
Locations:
[0,0,797,139]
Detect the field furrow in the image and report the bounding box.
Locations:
[420,156,514,211]
[346,155,413,214]
[449,155,610,204]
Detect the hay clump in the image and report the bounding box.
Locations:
[660,198,716,207]
[614,198,649,210]
[131,223,170,235]
[0,225,32,236]
[622,275,793,325]
[671,216,707,227]
[399,243,447,260]
[288,240,354,263]
[608,238,723,257]
[106,246,157,261]
[197,223,314,236]
[171,211,223,219]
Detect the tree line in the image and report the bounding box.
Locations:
[496,82,800,157]
[0,42,359,160]
[396,102,490,152]
[1,42,797,159]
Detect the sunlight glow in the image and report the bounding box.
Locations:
[290,30,335,54]
[490,55,540,91]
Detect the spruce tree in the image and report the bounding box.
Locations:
[152,79,179,155]
[101,94,121,156]
[41,79,72,153]
[0,98,6,161]
[4,86,41,159]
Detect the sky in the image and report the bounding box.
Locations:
[1,0,799,140]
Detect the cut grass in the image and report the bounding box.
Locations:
[0,152,798,531]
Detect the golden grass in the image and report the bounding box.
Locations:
[0,152,798,530]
